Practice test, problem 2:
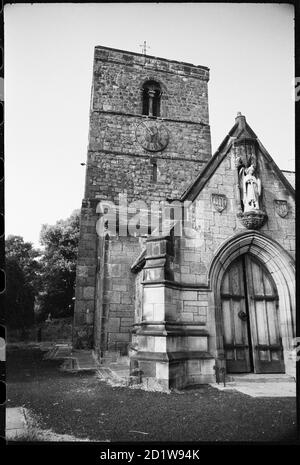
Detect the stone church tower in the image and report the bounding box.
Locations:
[74,46,295,390]
[73,46,212,353]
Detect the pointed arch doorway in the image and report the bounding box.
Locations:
[221,254,285,374]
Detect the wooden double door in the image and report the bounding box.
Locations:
[221,255,285,373]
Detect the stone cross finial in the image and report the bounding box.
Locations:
[235,112,246,129]
[139,40,150,56]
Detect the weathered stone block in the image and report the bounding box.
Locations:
[112,284,127,292]
[183,305,199,313]
[181,312,194,321]
[108,318,120,332]
[197,292,208,301]
[199,306,207,316]
[109,332,130,343]
[107,264,122,277]
[104,291,121,303]
[121,294,133,304]
[144,287,165,304]
[194,315,207,323]
[77,266,89,278]
[83,287,95,300]
[183,300,199,306]
[120,318,133,325]
[182,291,198,301]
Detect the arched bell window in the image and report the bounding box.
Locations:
[142,80,161,117]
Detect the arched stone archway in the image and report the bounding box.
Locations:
[140,77,168,117]
[208,231,295,377]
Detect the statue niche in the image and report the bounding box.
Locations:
[234,142,267,230]
[240,164,261,212]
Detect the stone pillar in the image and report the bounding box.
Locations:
[131,235,172,389]
[93,234,109,357]
[73,199,98,349]
[131,232,215,390]
[148,89,156,117]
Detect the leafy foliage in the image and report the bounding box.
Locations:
[37,210,80,319]
[6,210,80,327]
[6,236,42,328]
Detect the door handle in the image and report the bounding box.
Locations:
[238,310,248,321]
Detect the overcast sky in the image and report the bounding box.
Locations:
[4,3,295,247]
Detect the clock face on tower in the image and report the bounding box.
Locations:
[135,121,169,152]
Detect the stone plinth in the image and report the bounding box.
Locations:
[237,210,267,230]
[131,233,215,389]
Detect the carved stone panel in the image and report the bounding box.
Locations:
[274,200,288,218]
[211,194,227,213]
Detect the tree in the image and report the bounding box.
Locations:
[6,236,42,328]
[38,210,80,319]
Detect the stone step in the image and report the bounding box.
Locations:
[226,374,295,383]
[43,344,72,360]
[100,355,119,364]
[6,407,29,439]
[97,366,129,384]
[113,369,129,379]
[109,362,130,370]
[97,367,113,379]
[59,350,99,372]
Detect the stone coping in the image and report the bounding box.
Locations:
[131,350,214,362]
[94,45,210,73]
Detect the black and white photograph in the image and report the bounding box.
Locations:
[3,2,297,446]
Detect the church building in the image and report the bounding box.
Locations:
[73,46,295,389]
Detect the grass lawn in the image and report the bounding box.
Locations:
[6,347,297,443]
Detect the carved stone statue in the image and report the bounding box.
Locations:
[240,164,261,212]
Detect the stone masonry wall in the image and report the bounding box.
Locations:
[74,46,212,351]
[87,149,210,204]
[173,149,295,287]
[86,47,212,203]
[73,200,98,348]
[101,235,144,354]
[92,47,209,123]
[168,288,209,325]
[166,147,295,361]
